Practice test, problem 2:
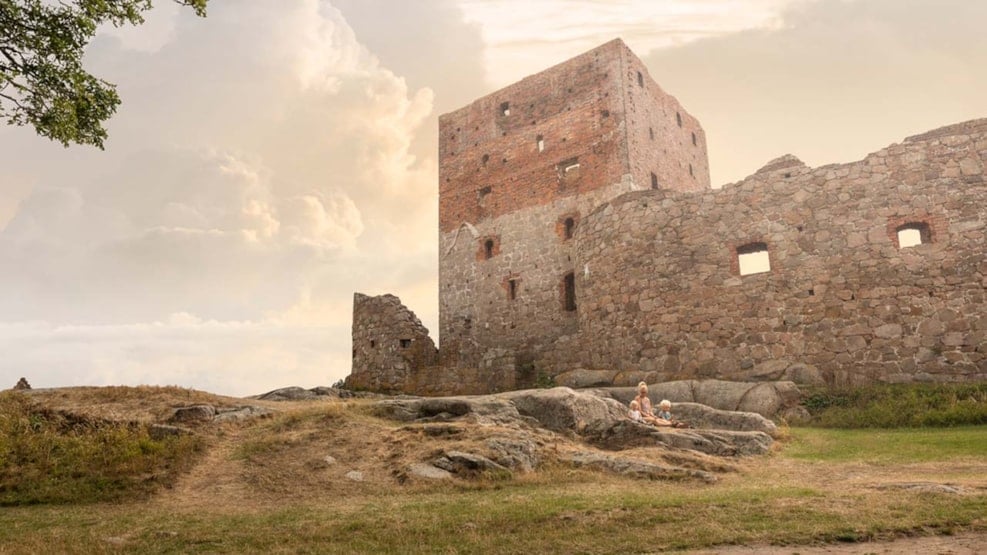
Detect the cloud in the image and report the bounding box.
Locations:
[458,0,809,87]
[641,0,987,184]
[0,0,453,394]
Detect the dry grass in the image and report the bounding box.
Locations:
[1,386,986,553]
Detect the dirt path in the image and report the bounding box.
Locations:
[687,531,987,554]
[152,426,253,509]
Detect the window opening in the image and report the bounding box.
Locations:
[692,132,697,146]
[689,164,694,177]
[370,340,376,348]
[600,109,610,118]
[896,222,932,248]
[563,272,576,311]
[500,101,510,116]
[649,127,654,140]
[558,157,580,175]
[483,239,495,259]
[481,153,489,166]
[508,279,517,300]
[536,135,545,152]
[676,112,682,127]
[650,172,658,189]
[563,217,575,240]
[737,242,770,276]
[400,339,411,348]
[637,71,644,87]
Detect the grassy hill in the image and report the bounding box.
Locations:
[1,385,985,553]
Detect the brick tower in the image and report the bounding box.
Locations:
[437,39,710,391]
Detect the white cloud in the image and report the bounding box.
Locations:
[0,0,439,395]
[458,0,810,86]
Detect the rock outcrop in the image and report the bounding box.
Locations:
[593,379,801,418]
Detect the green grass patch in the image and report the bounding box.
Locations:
[0,392,203,505]
[784,426,987,463]
[801,383,987,428]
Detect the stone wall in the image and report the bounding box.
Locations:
[566,119,986,386]
[437,39,709,388]
[347,39,986,396]
[347,293,438,393]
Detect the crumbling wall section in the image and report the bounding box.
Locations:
[566,119,987,386]
[347,293,438,393]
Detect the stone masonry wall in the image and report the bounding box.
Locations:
[347,293,438,393]
[437,39,710,391]
[563,119,987,386]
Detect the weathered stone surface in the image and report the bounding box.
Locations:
[434,451,509,476]
[499,387,626,434]
[408,463,453,480]
[213,406,273,422]
[374,388,774,458]
[563,451,716,483]
[345,471,364,482]
[168,405,216,423]
[596,379,801,418]
[347,38,986,396]
[348,293,438,394]
[585,420,773,456]
[12,377,30,390]
[254,387,319,401]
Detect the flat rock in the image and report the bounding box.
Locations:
[434,451,509,476]
[563,451,716,483]
[168,404,216,423]
[214,406,273,422]
[408,463,453,480]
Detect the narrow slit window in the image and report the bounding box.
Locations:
[650,172,658,189]
[737,242,770,276]
[536,135,545,152]
[500,101,510,116]
[692,132,697,146]
[689,163,694,177]
[564,217,575,240]
[370,340,376,348]
[637,71,644,87]
[563,272,576,311]
[508,279,518,300]
[649,127,655,140]
[400,339,411,348]
[484,239,494,259]
[896,222,932,248]
[676,112,682,127]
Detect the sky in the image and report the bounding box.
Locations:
[1,0,985,397]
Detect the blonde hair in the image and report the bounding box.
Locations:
[629,400,640,409]
[659,399,671,409]
[637,381,648,394]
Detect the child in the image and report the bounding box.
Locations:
[656,399,689,428]
[627,400,643,423]
[628,398,662,426]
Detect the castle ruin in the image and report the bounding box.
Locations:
[346,39,986,395]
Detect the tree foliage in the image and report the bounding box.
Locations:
[0,0,207,148]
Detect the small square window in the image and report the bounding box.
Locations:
[400,339,412,348]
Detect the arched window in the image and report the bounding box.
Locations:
[483,239,495,259]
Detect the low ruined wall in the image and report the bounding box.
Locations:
[347,293,438,393]
[564,120,986,386]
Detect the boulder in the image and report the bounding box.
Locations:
[587,420,773,456]
[669,402,777,435]
[593,379,801,418]
[254,386,319,401]
[434,451,509,476]
[13,377,31,390]
[168,404,216,423]
[563,451,716,483]
[214,405,274,422]
[498,387,626,434]
[408,463,453,480]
